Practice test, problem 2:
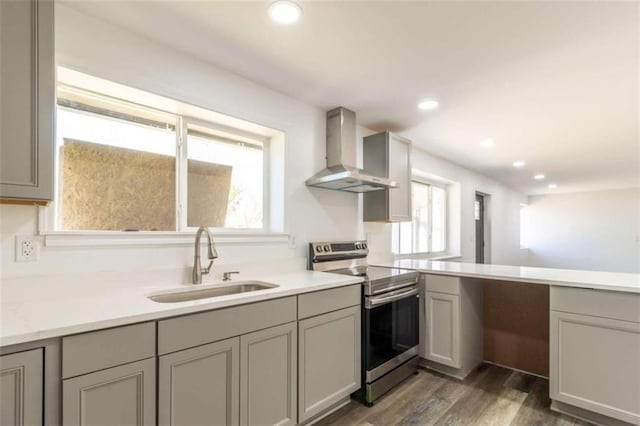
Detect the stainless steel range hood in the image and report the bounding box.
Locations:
[306,107,398,193]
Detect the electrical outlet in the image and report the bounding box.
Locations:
[16,236,39,262]
[288,236,296,249]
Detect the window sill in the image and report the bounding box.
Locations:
[43,231,290,248]
[393,252,461,261]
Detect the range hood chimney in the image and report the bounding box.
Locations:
[305,107,398,193]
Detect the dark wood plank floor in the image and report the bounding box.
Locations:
[316,364,591,426]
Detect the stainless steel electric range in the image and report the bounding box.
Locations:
[308,240,420,404]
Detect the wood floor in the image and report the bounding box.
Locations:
[316,364,591,426]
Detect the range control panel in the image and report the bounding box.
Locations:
[309,240,368,256]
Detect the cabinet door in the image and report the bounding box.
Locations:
[0,0,54,201]
[388,134,412,222]
[550,311,640,424]
[62,358,156,426]
[425,291,460,368]
[159,337,240,426]
[0,348,43,426]
[298,306,361,422]
[240,322,297,426]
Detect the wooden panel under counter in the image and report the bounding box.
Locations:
[483,280,549,377]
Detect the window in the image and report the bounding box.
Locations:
[392,181,447,255]
[54,84,271,232]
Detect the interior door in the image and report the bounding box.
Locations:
[475,194,485,264]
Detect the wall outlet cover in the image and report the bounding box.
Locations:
[15,235,40,262]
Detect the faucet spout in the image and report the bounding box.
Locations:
[193,226,218,284]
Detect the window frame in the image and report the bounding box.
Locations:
[179,116,271,232]
[44,84,277,238]
[392,178,448,257]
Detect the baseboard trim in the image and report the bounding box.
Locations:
[303,397,351,426]
[419,358,476,381]
[482,360,549,379]
[551,400,636,426]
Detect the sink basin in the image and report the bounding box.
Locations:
[148,281,279,303]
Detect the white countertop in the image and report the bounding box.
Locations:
[374,259,640,294]
[0,270,363,348]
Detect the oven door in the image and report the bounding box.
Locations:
[364,286,420,382]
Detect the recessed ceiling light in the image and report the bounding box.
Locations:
[534,174,545,180]
[417,100,439,111]
[548,183,558,189]
[268,0,302,24]
[480,138,495,149]
[512,161,526,168]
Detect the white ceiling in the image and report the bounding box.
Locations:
[62,1,639,195]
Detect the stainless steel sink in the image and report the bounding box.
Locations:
[148,281,279,303]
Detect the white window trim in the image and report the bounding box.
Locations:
[40,79,288,247]
[392,178,449,257]
[38,208,289,248]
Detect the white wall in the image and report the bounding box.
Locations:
[524,187,640,273]
[1,5,526,280]
[366,148,528,266]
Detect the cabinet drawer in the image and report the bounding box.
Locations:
[297,285,360,319]
[425,274,460,295]
[63,322,155,378]
[551,286,640,323]
[158,297,296,355]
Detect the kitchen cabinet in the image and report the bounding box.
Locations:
[0,348,43,426]
[63,358,156,426]
[240,322,297,426]
[159,337,240,426]
[298,305,361,422]
[0,0,55,203]
[421,275,482,379]
[156,297,297,426]
[363,131,412,222]
[550,287,640,424]
[425,291,460,368]
[61,322,157,426]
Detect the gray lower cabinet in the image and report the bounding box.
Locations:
[550,286,640,425]
[240,322,297,426]
[421,275,483,380]
[0,0,55,202]
[0,348,43,426]
[62,357,156,426]
[298,305,361,423]
[159,337,240,426]
[424,291,460,368]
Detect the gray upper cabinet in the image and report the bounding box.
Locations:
[0,348,43,426]
[0,0,55,203]
[240,322,297,426]
[363,131,412,222]
[62,357,156,426]
[159,337,240,426]
[298,305,361,423]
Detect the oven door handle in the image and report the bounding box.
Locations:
[365,287,419,309]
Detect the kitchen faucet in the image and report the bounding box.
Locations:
[192,226,218,284]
